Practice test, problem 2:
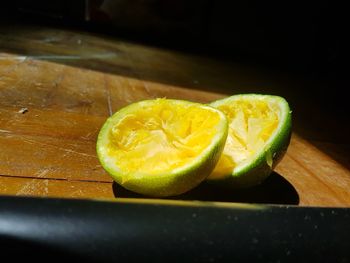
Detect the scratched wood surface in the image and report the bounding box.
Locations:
[0,26,349,207]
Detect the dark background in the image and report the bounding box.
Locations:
[1,0,347,117]
[1,0,346,74]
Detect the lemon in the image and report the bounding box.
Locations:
[208,94,292,188]
[97,98,228,197]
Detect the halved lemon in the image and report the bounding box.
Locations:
[96,98,228,197]
[208,94,292,188]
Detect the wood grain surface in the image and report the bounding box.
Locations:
[0,26,349,207]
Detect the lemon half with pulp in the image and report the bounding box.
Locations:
[97,98,228,197]
[208,94,292,188]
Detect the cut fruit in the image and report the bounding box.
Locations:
[96,98,228,197]
[208,94,292,188]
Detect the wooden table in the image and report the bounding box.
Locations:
[1,25,349,207]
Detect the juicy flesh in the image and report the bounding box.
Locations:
[210,98,280,178]
[108,100,222,174]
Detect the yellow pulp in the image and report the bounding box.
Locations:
[210,98,280,178]
[108,100,222,174]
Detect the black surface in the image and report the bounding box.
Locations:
[1,196,349,262]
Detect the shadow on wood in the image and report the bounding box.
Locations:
[112,171,299,205]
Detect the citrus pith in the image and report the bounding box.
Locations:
[208,94,292,188]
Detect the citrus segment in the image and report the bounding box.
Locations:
[208,94,292,188]
[97,98,228,197]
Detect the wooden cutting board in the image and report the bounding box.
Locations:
[1,53,349,207]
